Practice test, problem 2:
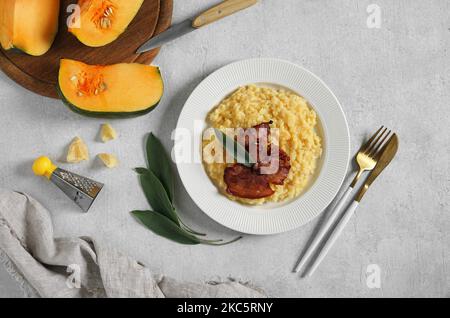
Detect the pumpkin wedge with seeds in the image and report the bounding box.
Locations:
[68,0,144,47]
[58,59,164,118]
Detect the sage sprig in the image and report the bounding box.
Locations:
[146,134,174,202]
[131,133,242,246]
[132,210,200,245]
[138,169,178,225]
[214,128,254,167]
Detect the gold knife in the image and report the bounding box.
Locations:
[354,134,399,202]
[304,134,399,277]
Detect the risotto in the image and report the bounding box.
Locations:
[203,85,323,205]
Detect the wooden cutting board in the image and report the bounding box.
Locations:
[0,0,173,98]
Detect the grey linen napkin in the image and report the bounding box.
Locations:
[0,189,265,298]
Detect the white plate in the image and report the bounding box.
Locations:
[175,58,350,235]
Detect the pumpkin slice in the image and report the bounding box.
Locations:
[67,137,89,163]
[58,59,164,118]
[69,0,144,47]
[100,123,117,142]
[0,0,59,56]
[0,0,15,51]
[98,153,119,168]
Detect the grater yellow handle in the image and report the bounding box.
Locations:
[32,156,57,179]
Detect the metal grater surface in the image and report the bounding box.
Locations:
[50,168,103,212]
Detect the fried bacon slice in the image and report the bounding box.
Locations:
[223,122,291,199]
[254,147,291,185]
[224,164,275,199]
[237,121,272,152]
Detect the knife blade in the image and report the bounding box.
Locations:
[136,20,194,54]
[136,0,258,54]
[355,133,399,202]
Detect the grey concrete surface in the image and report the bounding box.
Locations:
[0,0,449,297]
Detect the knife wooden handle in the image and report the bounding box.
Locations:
[192,0,258,28]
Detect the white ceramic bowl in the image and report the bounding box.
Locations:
[175,58,350,235]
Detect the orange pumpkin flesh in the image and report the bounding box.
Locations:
[69,0,144,47]
[0,0,15,50]
[0,0,59,56]
[58,59,164,118]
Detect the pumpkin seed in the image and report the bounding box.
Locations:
[100,17,111,29]
[105,7,113,16]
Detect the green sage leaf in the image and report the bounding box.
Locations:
[146,133,174,202]
[134,167,148,175]
[136,167,205,235]
[131,132,243,247]
[131,211,200,245]
[139,170,179,226]
[214,128,254,167]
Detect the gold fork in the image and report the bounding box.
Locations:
[350,126,391,187]
[294,126,392,273]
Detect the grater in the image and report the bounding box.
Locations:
[32,156,103,212]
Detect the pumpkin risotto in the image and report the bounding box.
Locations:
[203,85,323,205]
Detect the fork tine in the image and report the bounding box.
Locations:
[364,127,387,155]
[369,130,392,158]
[360,126,384,153]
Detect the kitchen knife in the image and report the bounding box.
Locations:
[136,0,258,54]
